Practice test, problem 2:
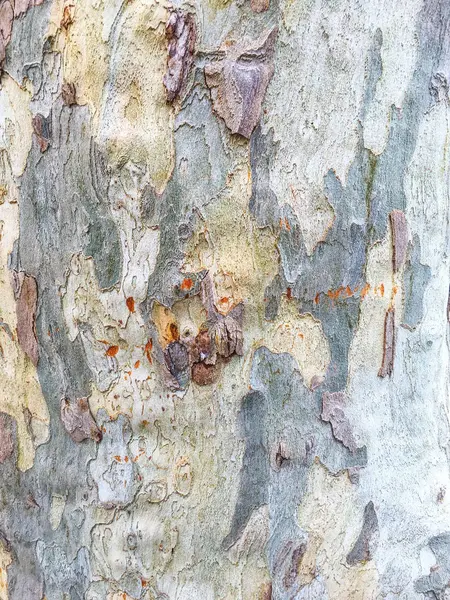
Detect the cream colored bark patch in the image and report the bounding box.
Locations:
[260,297,330,389]
[298,460,379,599]
[0,75,49,472]
[0,540,11,600]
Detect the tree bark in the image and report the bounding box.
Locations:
[0,0,449,599]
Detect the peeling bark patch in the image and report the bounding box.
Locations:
[60,397,102,443]
[321,392,358,452]
[12,271,38,366]
[61,82,77,106]
[163,10,196,102]
[205,29,277,138]
[0,0,13,67]
[31,114,51,153]
[378,307,396,377]
[251,0,270,13]
[389,210,409,272]
[0,413,15,463]
[346,501,379,565]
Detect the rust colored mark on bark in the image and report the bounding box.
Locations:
[163,10,196,102]
[60,4,74,29]
[251,0,269,13]
[180,277,193,291]
[12,271,39,366]
[145,339,153,364]
[321,391,358,452]
[0,413,14,463]
[106,345,119,357]
[390,210,409,272]
[60,397,102,443]
[126,296,135,313]
[61,82,77,106]
[32,114,51,152]
[378,307,396,378]
[205,29,277,139]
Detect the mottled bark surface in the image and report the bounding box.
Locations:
[0,0,449,599]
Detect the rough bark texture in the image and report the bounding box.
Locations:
[0,0,449,599]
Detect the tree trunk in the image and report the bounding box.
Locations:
[0,0,449,598]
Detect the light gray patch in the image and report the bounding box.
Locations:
[90,411,138,506]
[361,28,383,122]
[402,235,431,330]
[346,501,379,565]
[4,0,52,85]
[249,125,280,227]
[35,542,90,600]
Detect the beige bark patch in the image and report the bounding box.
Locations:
[260,297,330,389]
[0,75,49,472]
[298,460,379,599]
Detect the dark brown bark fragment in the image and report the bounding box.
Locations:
[32,114,51,152]
[378,307,396,377]
[12,271,39,366]
[61,82,77,106]
[389,210,409,272]
[60,397,102,443]
[346,501,379,564]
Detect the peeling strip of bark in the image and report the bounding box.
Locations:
[61,82,77,106]
[60,397,102,443]
[378,307,396,378]
[346,501,379,564]
[0,413,15,463]
[389,210,409,272]
[205,29,277,138]
[163,10,196,102]
[12,271,39,366]
[32,114,52,152]
[0,0,13,67]
[321,391,358,452]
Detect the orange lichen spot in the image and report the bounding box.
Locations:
[345,285,353,297]
[114,455,122,462]
[297,332,304,339]
[134,360,140,369]
[126,296,135,312]
[180,278,193,291]
[124,456,129,463]
[142,420,149,426]
[106,345,119,357]
[392,285,398,296]
[327,286,344,301]
[360,283,371,299]
[219,297,229,304]
[141,578,148,587]
[380,283,385,297]
[314,293,320,304]
[145,339,153,364]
